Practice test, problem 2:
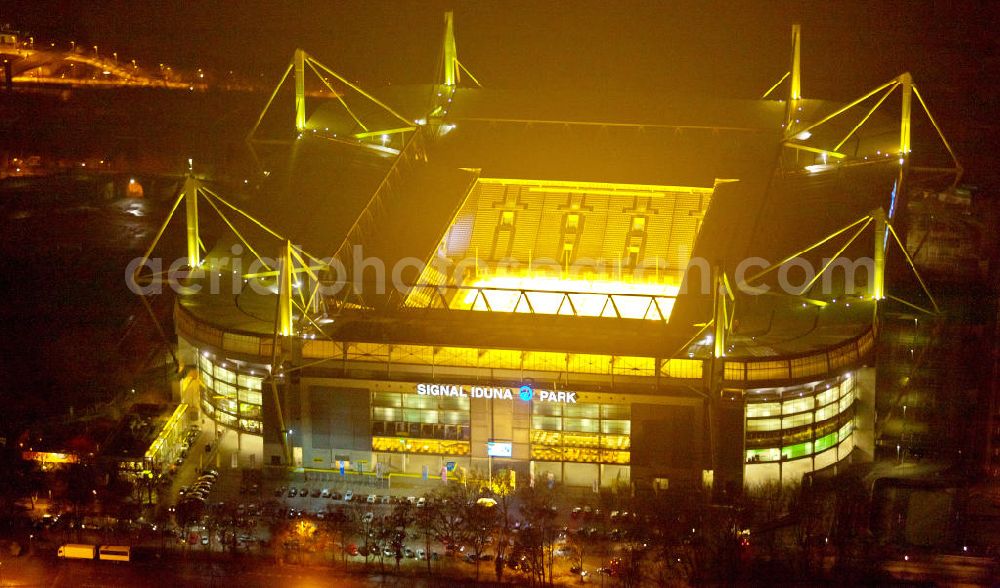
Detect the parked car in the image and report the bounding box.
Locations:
[321,488,331,498]
[366,494,376,504]
[344,490,353,501]
[288,488,297,497]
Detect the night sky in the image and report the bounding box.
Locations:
[5,1,996,186]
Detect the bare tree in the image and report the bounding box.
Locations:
[489,469,516,582]
[413,498,438,575]
[462,496,497,581]
[516,485,559,586]
[388,501,414,572]
[432,483,472,554]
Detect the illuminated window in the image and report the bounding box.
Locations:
[782,441,813,460]
[504,189,518,207]
[747,418,781,432]
[562,242,574,264]
[564,213,580,232]
[782,396,815,415]
[782,412,812,429]
[839,390,855,412]
[500,210,514,228]
[814,432,838,452]
[746,402,781,418]
[815,386,838,407]
[815,403,839,422]
[631,216,646,232]
[625,245,640,268]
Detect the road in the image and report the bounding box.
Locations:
[2,552,441,588]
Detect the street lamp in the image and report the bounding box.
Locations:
[93,45,98,58]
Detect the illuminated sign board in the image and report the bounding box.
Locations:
[487,441,513,458]
[415,383,577,404]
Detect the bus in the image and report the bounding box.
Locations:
[98,545,131,562]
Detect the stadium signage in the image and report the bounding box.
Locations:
[415,383,577,404]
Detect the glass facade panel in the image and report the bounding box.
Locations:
[439,396,470,411]
[839,390,854,412]
[782,412,812,429]
[815,403,839,422]
[563,417,600,433]
[782,441,812,460]
[198,352,268,436]
[531,403,630,464]
[372,437,470,456]
[533,403,563,417]
[840,374,854,394]
[372,393,471,442]
[601,420,630,435]
[782,396,815,415]
[214,365,236,384]
[439,410,468,425]
[403,395,438,409]
[563,403,600,419]
[237,374,262,390]
[747,418,781,432]
[532,415,562,431]
[743,373,857,467]
[814,432,837,452]
[815,387,838,407]
[373,407,399,422]
[372,392,402,407]
[746,447,781,462]
[601,404,631,420]
[746,402,781,418]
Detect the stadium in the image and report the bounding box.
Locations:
[153,16,960,493]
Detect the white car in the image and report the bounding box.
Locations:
[321,488,331,498]
[416,497,426,508]
[366,494,376,504]
[344,490,353,501]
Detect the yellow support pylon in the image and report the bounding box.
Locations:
[294,49,306,132]
[182,175,200,267]
[279,240,295,336]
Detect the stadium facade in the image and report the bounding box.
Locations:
[164,18,959,492]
